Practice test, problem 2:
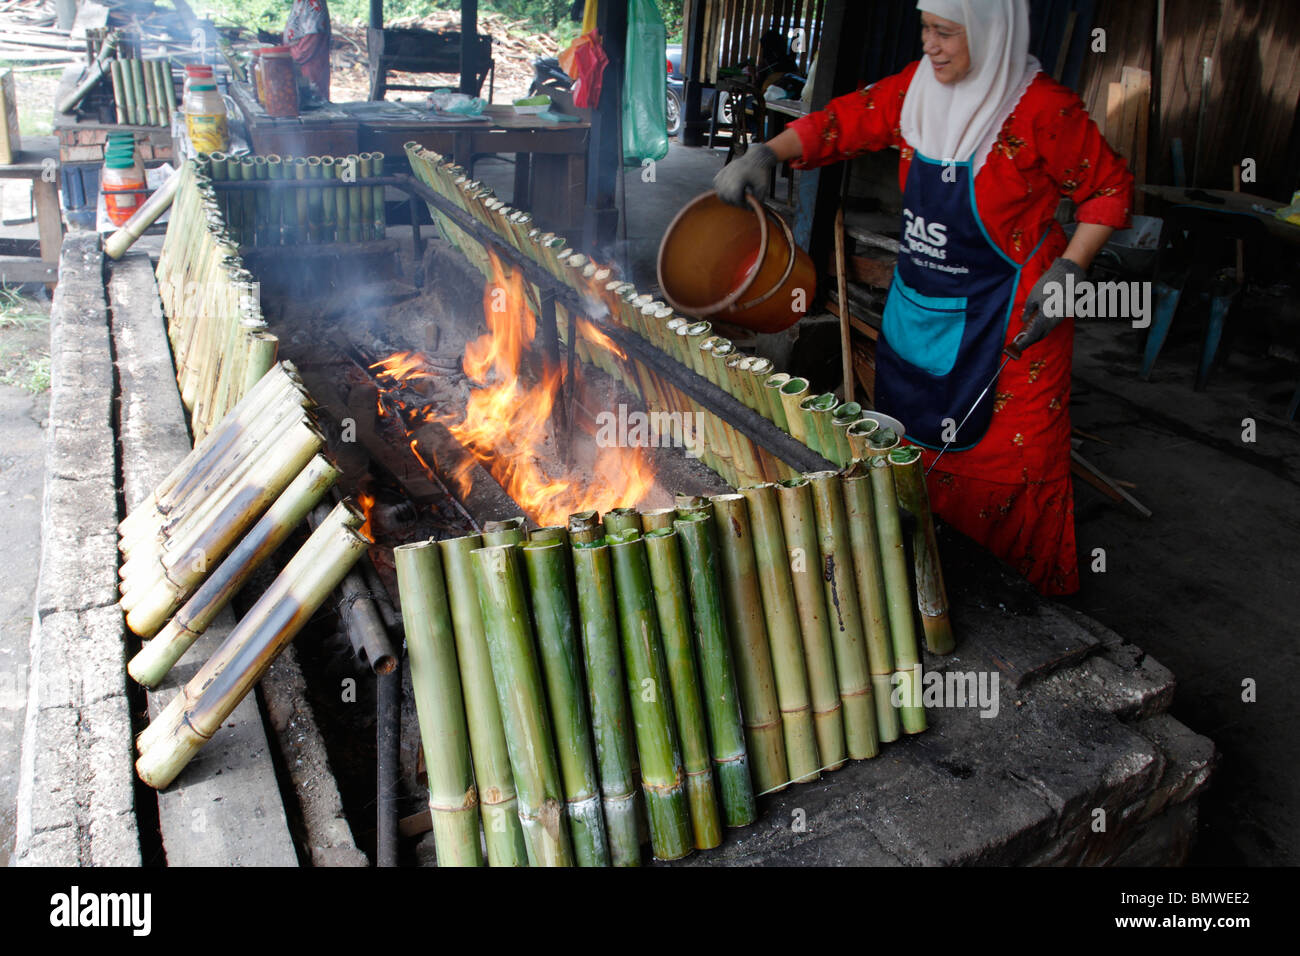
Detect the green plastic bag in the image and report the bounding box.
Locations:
[623,0,669,163]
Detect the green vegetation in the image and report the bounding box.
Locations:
[1,353,50,393]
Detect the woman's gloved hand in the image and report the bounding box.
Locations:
[1016,257,1088,349]
[713,143,778,206]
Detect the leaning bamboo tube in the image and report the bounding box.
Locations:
[438,535,529,865]
[127,454,339,688]
[136,502,369,787]
[764,373,792,432]
[394,540,484,866]
[805,472,879,759]
[571,538,640,866]
[840,462,902,743]
[846,417,882,461]
[521,539,609,866]
[103,162,183,260]
[644,528,722,849]
[472,544,574,866]
[606,529,692,861]
[889,445,954,657]
[778,377,812,447]
[673,512,755,826]
[804,394,839,460]
[109,59,127,124]
[708,495,787,793]
[739,484,820,783]
[774,478,846,770]
[830,402,861,466]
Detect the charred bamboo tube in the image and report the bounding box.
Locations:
[764,373,792,432]
[136,504,369,789]
[778,377,812,447]
[522,540,609,866]
[872,454,928,732]
[708,495,787,793]
[127,454,339,687]
[644,528,722,849]
[740,484,819,783]
[774,478,845,770]
[889,445,953,658]
[110,59,127,124]
[806,472,879,760]
[602,508,641,538]
[482,516,527,548]
[571,538,640,865]
[567,510,602,547]
[673,512,755,825]
[840,462,902,743]
[394,540,484,866]
[472,544,574,866]
[606,529,692,860]
[439,534,529,866]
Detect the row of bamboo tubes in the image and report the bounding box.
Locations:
[115,361,372,788]
[204,151,388,248]
[154,159,280,442]
[403,142,954,657]
[396,446,939,865]
[108,52,176,127]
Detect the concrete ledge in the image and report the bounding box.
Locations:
[14,233,141,867]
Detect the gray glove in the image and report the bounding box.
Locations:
[713,143,779,207]
[1016,257,1087,350]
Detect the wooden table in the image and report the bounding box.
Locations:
[234,85,590,234]
[0,136,62,286]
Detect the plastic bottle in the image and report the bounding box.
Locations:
[183,64,214,100]
[103,153,146,226]
[185,82,229,154]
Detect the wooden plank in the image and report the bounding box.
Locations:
[1105,81,1125,157]
[32,177,62,269]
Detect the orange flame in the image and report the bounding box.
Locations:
[357,491,376,540]
[577,319,626,360]
[371,351,438,385]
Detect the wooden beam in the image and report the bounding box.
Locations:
[459,0,479,95]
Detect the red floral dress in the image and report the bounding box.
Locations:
[788,61,1133,595]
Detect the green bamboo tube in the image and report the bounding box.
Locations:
[522,540,610,866]
[371,151,385,237]
[357,153,373,241]
[252,156,269,245]
[346,158,363,243]
[846,417,882,460]
[708,494,787,793]
[840,462,903,742]
[109,59,127,124]
[472,544,574,866]
[141,56,157,126]
[806,393,839,460]
[439,534,529,865]
[394,540,484,867]
[265,155,284,245]
[764,373,792,432]
[606,529,692,860]
[774,478,845,770]
[292,157,308,244]
[778,377,812,447]
[116,57,136,126]
[567,510,602,547]
[482,516,527,548]
[331,157,349,243]
[673,512,755,825]
[128,56,146,126]
[136,507,369,789]
[643,528,722,849]
[889,445,954,658]
[571,539,641,866]
[805,472,879,759]
[831,402,861,466]
[305,156,323,243]
[160,58,176,121]
[739,484,820,783]
[127,454,339,687]
[602,507,641,538]
[873,455,927,732]
[319,156,337,240]
[239,158,258,248]
[639,508,677,533]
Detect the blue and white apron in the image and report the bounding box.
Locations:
[875,151,1045,450]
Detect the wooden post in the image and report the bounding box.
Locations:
[681,0,711,147]
[583,0,628,256]
[369,0,382,29]
[460,0,479,96]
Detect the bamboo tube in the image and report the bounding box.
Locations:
[136,504,368,789]
[472,544,574,866]
[602,507,641,537]
[778,377,812,447]
[394,540,484,866]
[567,510,602,546]
[840,462,903,743]
[335,157,353,243]
[806,393,839,460]
[764,373,792,432]
[265,155,284,245]
[371,151,385,237]
[239,157,258,248]
[805,472,879,759]
[319,156,337,240]
[357,153,374,242]
[160,58,176,121]
[639,508,677,533]
[521,540,609,866]
[305,156,323,243]
[482,516,527,548]
[846,417,882,460]
[439,535,529,865]
[292,157,308,244]
[774,478,846,770]
[128,56,146,126]
[141,56,157,126]
[127,454,339,688]
[707,495,787,793]
[831,402,861,466]
[889,445,953,658]
[571,538,640,866]
[643,528,722,849]
[109,59,127,124]
[739,484,820,783]
[606,529,692,861]
[673,512,755,825]
[253,155,270,246]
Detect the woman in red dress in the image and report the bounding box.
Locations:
[715,0,1133,595]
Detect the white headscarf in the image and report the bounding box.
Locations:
[899,0,1041,175]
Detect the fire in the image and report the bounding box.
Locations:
[357,490,376,540]
[443,251,655,525]
[577,318,625,360]
[371,351,438,385]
